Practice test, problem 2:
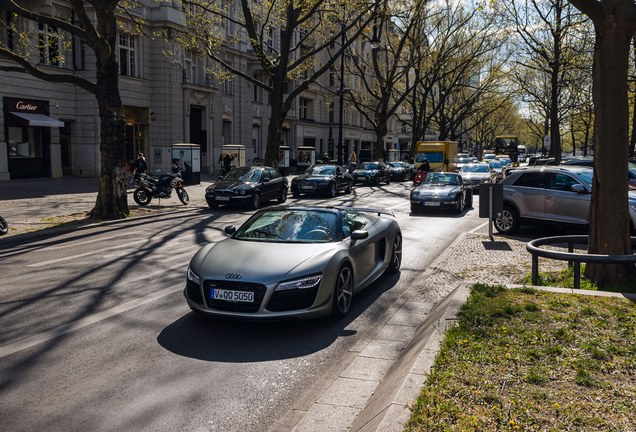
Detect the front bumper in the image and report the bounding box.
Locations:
[291,182,331,194]
[183,272,337,320]
[410,196,460,209]
[353,174,378,184]
[206,193,253,205]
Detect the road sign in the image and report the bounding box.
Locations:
[544,135,551,149]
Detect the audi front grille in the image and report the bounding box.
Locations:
[203,280,267,313]
[186,280,204,305]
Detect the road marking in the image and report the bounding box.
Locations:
[468,221,488,234]
[27,239,147,267]
[46,233,133,250]
[0,283,184,359]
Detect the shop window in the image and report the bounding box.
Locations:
[38,23,61,66]
[185,49,197,84]
[8,126,43,158]
[118,32,136,77]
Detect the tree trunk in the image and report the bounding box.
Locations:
[548,64,561,163]
[264,79,286,169]
[630,35,636,158]
[375,122,387,161]
[584,16,635,285]
[89,5,128,220]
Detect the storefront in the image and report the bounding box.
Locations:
[3,97,63,179]
[124,106,149,172]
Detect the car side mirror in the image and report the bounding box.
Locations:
[570,184,586,193]
[262,178,270,183]
[350,230,369,243]
[224,226,236,235]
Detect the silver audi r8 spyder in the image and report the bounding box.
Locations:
[184,206,402,320]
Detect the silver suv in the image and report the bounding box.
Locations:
[495,166,636,234]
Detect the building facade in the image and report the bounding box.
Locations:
[0,0,408,181]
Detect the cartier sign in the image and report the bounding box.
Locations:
[6,97,45,114]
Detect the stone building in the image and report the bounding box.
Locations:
[0,0,408,181]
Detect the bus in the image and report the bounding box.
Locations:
[494,136,519,163]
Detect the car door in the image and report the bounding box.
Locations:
[268,168,284,198]
[260,169,274,200]
[506,172,547,220]
[545,172,590,226]
[335,166,347,190]
[341,210,376,290]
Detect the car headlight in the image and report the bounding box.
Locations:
[241,190,246,195]
[275,274,322,291]
[187,267,200,285]
[448,189,460,197]
[411,191,419,197]
[206,186,213,193]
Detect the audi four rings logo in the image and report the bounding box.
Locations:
[226,273,243,279]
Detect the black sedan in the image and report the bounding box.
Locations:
[291,165,353,197]
[410,172,472,213]
[388,162,414,181]
[352,161,391,186]
[206,166,288,209]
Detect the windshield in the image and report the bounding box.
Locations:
[417,153,444,163]
[457,158,471,164]
[224,168,261,182]
[423,173,461,186]
[304,165,335,176]
[460,164,489,173]
[484,154,496,160]
[235,210,338,243]
[576,171,593,186]
[489,161,502,169]
[389,162,404,168]
[360,162,380,170]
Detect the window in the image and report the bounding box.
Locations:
[299,98,311,119]
[548,173,581,192]
[513,172,546,188]
[185,49,197,84]
[268,168,280,179]
[267,27,275,53]
[328,101,334,123]
[118,32,136,77]
[252,125,259,151]
[253,73,260,102]
[38,23,61,66]
[329,66,336,87]
[5,11,14,51]
[224,78,233,95]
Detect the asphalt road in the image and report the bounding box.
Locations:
[0,182,485,432]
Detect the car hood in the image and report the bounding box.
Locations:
[353,169,379,176]
[190,239,340,284]
[213,180,256,191]
[293,174,334,182]
[413,184,460,195]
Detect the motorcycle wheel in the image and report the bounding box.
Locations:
[133,188,152,206]
[0,215,8,236]
[177,186,189,205]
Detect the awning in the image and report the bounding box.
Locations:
[10,112,64,127]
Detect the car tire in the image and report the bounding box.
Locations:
[375,176,381,186]
[495,205,520,234]
[252,192,261,209]
[456,195,464,213]
[278,187,288,203]
[345,181,353,194]
[466,190,473,208]
[332,264,353,317]
[387,232,402,273]
[329,182,337,198]
[0,215,7,236]
[133,188,152,206]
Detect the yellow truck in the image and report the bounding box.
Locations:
[415,141,458,172]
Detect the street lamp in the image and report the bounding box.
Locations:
[337,31,346,166]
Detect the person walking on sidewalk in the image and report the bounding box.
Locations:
[133,153,147,175]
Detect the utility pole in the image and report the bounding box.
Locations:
[337,31,346,166]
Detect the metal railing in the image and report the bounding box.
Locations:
[526,235,636,289]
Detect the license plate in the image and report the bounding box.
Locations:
[211,289,254,303]
[301,185,314,190]
[216,196,230,201]
[424,202,440,206]
[356,176,363,180]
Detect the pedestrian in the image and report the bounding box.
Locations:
[133,152,147,174]
[348,151,356,164]
[223,152,234,174]
[322,152,330,164]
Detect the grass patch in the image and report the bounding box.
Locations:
[406,284,636,431]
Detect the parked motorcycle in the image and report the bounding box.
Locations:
[0,215,8,236]
[132,169,189,206]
